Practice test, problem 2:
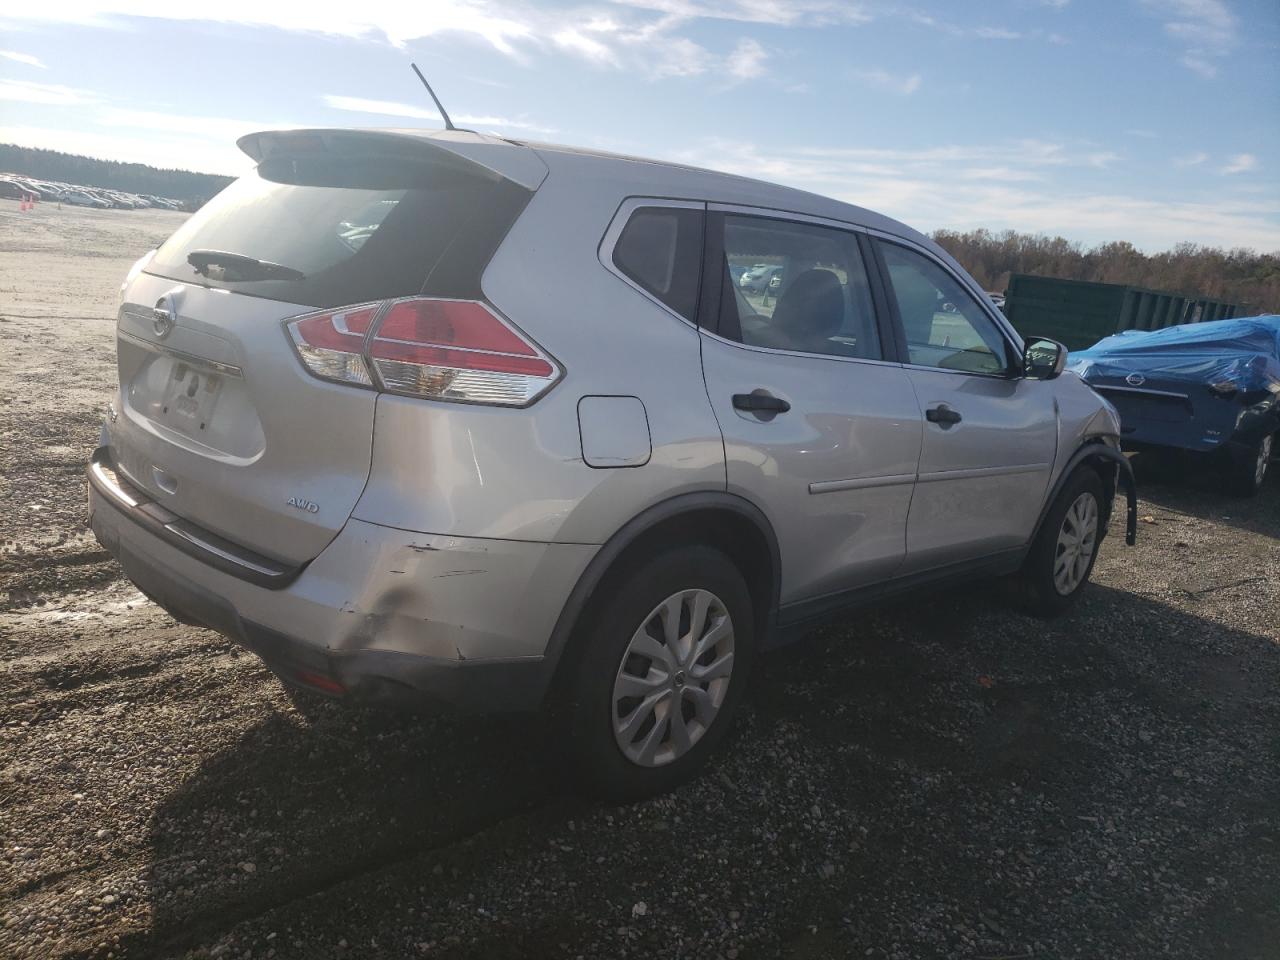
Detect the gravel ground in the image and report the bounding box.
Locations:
[1,200,1278,960]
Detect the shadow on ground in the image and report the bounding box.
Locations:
[117,581,1279,959]
[111,703,561,956]
[1132,450,1280,540]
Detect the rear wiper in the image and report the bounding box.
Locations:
[187,249,306,282]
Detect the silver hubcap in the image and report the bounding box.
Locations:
[1255,435,1272,486]
[611,588,735,768]
[1054,492,1099,596]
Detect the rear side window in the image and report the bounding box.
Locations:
[611,206,703,321]
[146,156,531,309]
[716,214,882,361]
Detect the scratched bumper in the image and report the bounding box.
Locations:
[89,480,596,710]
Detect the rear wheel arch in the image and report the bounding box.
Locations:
[542,492,780,708]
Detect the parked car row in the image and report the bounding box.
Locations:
[0,173,183,210]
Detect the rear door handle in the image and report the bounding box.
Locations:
[733,392,791,414]
[925,404,962,425]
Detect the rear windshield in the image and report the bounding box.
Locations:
[147,155,531,308]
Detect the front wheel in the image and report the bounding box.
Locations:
[1019,468,1106,617]
[562,546,755,801]
[1225,432,1273,497]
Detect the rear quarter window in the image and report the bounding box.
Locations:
[147,156,531,309]
[611,206,704,322]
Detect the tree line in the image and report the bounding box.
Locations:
[0,144,232,206]
[933,229,1280,315]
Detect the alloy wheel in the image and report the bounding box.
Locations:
[611,588,735,768]
[1054,491,1099,596]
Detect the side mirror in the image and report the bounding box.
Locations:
[1024,337,1067,380]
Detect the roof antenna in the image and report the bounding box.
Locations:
[410,62,456,131]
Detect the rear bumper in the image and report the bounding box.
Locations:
[87,447,596,711]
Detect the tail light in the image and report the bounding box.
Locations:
[285,298,560,406]
[286,303,379,386]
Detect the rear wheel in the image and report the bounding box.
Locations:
[563,546,754,800]
[1225,432,1273,497]
[1019,468,1105,617]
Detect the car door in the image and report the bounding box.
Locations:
[698,208,922,607]
[870,237,1058,573]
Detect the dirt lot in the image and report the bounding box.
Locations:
[1,200,1278,960]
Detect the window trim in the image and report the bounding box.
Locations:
[702,204,899,364]
[697,325,908,372]
[597,196,706,329]
[867,233,1023,380]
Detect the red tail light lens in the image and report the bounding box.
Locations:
[285,303,379,386]
[284,298,560,407]
[369,299,557,405]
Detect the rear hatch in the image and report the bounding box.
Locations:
[110,129,541,566]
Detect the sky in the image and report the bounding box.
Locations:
[0,0,1277,251]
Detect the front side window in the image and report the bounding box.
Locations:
[612,206,703,321]
[877,241,1010,375]
[718,215,881,360]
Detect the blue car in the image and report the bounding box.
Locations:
[1068,315,1280,496]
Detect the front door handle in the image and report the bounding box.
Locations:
[925,404,962,425]
[733,392,791,414]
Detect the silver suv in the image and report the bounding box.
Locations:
[88,128,1136,798]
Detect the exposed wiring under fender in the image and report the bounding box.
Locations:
[1116,455,1138,546]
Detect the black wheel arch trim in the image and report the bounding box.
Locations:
[539,490,782,702]
[1033,440,1137,548]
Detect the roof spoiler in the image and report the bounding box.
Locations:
[236,128,548,191]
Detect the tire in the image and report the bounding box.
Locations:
[561,546,755,801]
[1019,468,1106,618]
[1225,432,1273,498]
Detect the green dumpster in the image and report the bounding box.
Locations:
[1002,274,1239,352]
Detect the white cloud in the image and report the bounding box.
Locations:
[911,15,1034,41]
[1141,0,1236,77]
[322,95,439,122]
[725,37,768,81]
[610,1,873,27]
[858,68,921,95]
[1220,153,1257,175]
[0,1,863,79]
[1125,129,1158,138]
[646,36,714,78]
[960,167,1045,182]
[0,50,45,67]
[0,78,97,105]
[1175,151,1208,166]
[1150,0,1236,47]
[666,137,1280,251]
[551,26,616,65]
[1180,54,1216,77]
[96,107,281,143]
[1041,0,1071,7]
[322,94,553,132]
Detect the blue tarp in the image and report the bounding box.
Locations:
[1067,314,1280,391]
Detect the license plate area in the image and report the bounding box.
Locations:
[158,362,223,436]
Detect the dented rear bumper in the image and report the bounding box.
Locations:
[88,447,595,711]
